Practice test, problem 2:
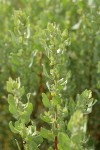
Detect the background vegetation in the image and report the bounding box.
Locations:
[0,0,100,149]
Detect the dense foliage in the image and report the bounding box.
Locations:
[0,0,100,150]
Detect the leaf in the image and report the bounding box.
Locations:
[19,86,25,97]
[42,64,52,79]
[68,110,83,133]
[8,94,14,105]
[40,114,51,123]
[15,121,22,131]
[40,128,54,141]
[33,135,43,145]
[29,51,37,68]
[42,93,50,108]
[7,78,13,92]
[25,102,33,116]
[76,89,96,114]
[9,121,19,134]
[25,141,39,150]
[9,105,18,117]
[21,102,33,124]
[52,95,61,105]
[58,132,71,150]
[72,20,82,30]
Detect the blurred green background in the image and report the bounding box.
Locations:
[0,0,100,149]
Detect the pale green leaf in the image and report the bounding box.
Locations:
[40,128,54,141]
[58,132,71,150]
[9,121,19,134]
[42,93,50,108]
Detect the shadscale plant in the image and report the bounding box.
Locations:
[7,23,96,150]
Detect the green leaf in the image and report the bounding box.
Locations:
[7,79,13,92]
[40,128,54,141]
[21,103,33,124]
[72,20,82,30]
[19,86,25,97]
[42,64,52,79]
[40,114,51,123]
[8,94,14,105]
[25,102,33,115]
[34,135,43,145]
[52,95,61,105]
[58,132,71,150]
[9,104,18,119]
[21,111,28,124]
[42,93,50,108]
[24,141,39,150]
[68,110,83,133]
[15,121,23,131]
[9,121,19,134]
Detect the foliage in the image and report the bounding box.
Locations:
[7,23,96,150]
[0,0,100,149]
[7,78,43,150]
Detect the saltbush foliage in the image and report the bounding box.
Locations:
[7,23,96,149]
[0,0,100,150]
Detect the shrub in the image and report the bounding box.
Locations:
[0,0,99,149]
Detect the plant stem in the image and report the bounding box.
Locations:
[54,106,58,150]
